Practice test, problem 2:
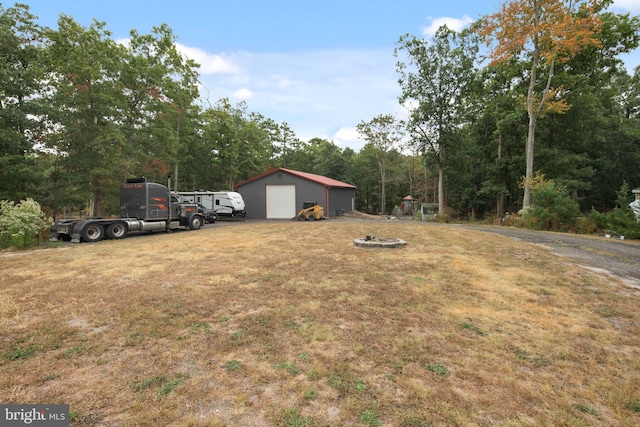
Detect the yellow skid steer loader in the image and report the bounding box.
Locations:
[297,201,324,220]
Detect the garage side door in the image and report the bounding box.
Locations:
[266,185,296,219]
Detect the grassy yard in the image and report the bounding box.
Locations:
[1,220,639,426]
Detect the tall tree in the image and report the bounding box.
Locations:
[0,3,47,201]
[45,16,128,216]
[356,114,405,215]
[352,143,382,214]
[272,121,302,169]
[476,0,604,209]
[396,26,479,216]
[124,24,200,191]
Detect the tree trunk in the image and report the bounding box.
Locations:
[380,168,386,214]
[522,113,537,209]
[173,162,179,192]
[437,146,445,216]
[438,165,445,217]
[496,109,504,219]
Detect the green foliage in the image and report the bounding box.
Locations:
[158,374,188,396]
[425,363,449,376]
[281,408,313,427]
[0,199,53,248]
[1,5,640,228]
[576,403,598,416]
[272,361,300,376]
[5,344,38,361]
[626,400,640,414]
[133,373,188,396]
[222,360,243,372]
[357,114,406,214]
[588,183,640,239]
[520,179,580,232]
[0,4,48,202]
[133,375,166,392]
[359,409,383,426]
[460,321,487,336]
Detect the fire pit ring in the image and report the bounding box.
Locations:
[353,235,407,248]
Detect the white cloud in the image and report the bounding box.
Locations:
[116,37,130,48]
[421,15,474,38]
[332,126,366,152]
[175,43,240,74]
[611,0,640,13]
[231,88,253,100]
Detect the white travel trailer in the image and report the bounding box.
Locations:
[176,191,247,219]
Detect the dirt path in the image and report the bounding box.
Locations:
[454,224,640,290]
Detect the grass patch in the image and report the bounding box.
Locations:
[626,401,640,414]
[425,363,449,376]
[1,221,639,425]
[5,345,38,361]
[222,360,243,372]
[273,361,300,376]
[359,409,383,426]
[303,388,317,400]
[190,322,211,333]
[133,375,166,392]
[281,407,313,427]
[460,321,487,336]
[133,374,188,396]
[158,374,188,396]
[576,403,598,416]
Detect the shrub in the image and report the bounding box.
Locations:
[521,180,580,232]
[0,199,53,249]
[575,216,598,234]
[588,183,640,239]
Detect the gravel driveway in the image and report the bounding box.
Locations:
[456,224,640,290]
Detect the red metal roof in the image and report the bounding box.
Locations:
[236,168,356,189]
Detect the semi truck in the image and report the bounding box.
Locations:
[50,177,205,243]
[175,190,247,219]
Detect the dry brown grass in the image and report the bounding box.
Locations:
[1,220,639,426]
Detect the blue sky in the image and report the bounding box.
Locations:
[19,0,640,151]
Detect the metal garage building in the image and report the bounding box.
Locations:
[236,168,356,219]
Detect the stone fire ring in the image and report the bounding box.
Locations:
[353,236,407,248]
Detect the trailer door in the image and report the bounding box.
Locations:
[266,185,295,219]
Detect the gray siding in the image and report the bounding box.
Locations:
[328,187,355,217]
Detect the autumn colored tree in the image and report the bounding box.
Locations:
[476,0,604,209]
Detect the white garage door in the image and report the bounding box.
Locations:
[266,185,296,219]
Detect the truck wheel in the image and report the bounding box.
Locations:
[189,215,203,230]
[106,222,127,239]
[82,224,104,242]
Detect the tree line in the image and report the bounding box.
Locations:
[1,1,639,224]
